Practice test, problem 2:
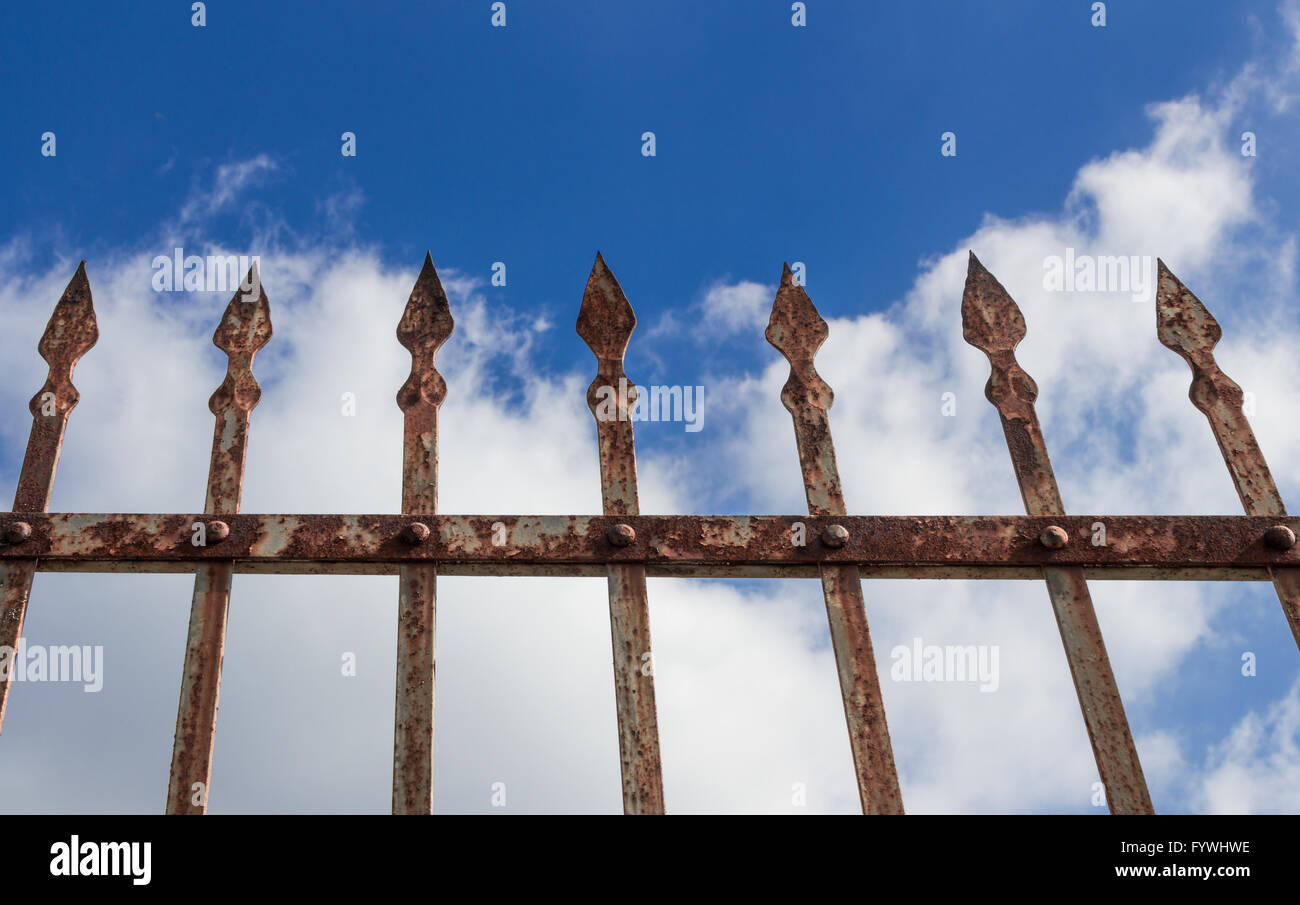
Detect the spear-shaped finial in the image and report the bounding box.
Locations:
[960,252,1153,814]
[396,252,454,421]
[766,262,833,418]
[1155,259,1284,517]
[962,251,1026,354]
[29,260,99,418]
[208,263,272,418]
[1155,258,1223,366]
[961,251,1040,416]
[14,261,99,511]
[766,264,841,514]
[577,251,636,370]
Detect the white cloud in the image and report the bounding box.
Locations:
[1195,678,1300,814]
[697,280,773,336]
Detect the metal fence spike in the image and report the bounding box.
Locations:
[578,253,640,510]
[166,269,273,814]
[1155,262,1300,649]
[16,261,100,509]
[578,254,665,814]
[962,254,1154,815]
[0,262,99,737]
[392,253,453,814]
[1154,260,1279,513]
[766,268,904,815]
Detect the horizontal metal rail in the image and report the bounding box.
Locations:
[1,513,1294,577]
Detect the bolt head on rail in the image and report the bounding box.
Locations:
[1264,525,1296,551]
[401,522,431,545]
[1039,526,1069,550]
[607,523,636,547]
[4,521,33,544]
[821,524,850,548]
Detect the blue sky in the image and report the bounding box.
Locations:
[5,0,1293,351]
[2,1,1300,814]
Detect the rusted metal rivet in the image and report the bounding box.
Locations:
[401,522,431,545]
[821,524,850,548]
[1040,526,1069,550]
[206,520,230,541]
[1264,525,1296,551]
[607,523,636,547]
[4,521,33,543]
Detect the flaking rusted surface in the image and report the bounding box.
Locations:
[392,253,453,814]
[766,264,840,516]
[767,265,904,814]
[15,262,99,512]
[1155,261,1284,516]
[578,253,641,511]
[1,264,98,736]
[963,252,1153,814]
[167,266,271,814]
[205,265,272,514]
[578,254,665,814]
[1156,262,1300,651]
[3,513,1296,567]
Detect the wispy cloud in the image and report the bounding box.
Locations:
[178,154,279,225]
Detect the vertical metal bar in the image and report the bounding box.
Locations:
[577,253,665,814]
[963,252,1153,815]
[166,267,271,814]
[766,265,904,815]
[0,263,98,736]
[1155,261,1300,652]
[392,253,453,814]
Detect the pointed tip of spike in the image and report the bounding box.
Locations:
[587,251,613,285]
[410,251,446,300]
[64,260,91,296]
[960,254,1025,354]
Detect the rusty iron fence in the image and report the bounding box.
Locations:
[1,251,1296,815]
